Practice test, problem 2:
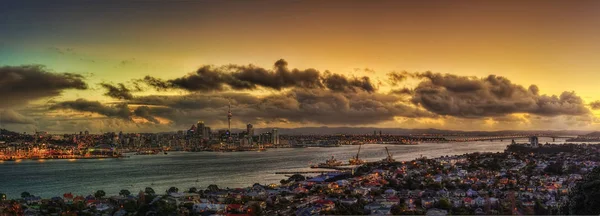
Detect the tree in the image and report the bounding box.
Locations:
[94,190,106,199]
[144,187,156,195]
[123,200,137,212]
[288,174,306,182]
[166,187,179,194]
[21,191,31,199]
[119,189,131,197]
[391,203,408,215]
[0,193,6,201]
[188,187,198,193]
[566,166,600,214]
[437,198,451,210]
[207,184,219,192]
[248,202,263,216]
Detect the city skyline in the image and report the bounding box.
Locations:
[3,0,600,133]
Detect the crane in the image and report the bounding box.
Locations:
[349,144,366,165]
[383,147,395,163]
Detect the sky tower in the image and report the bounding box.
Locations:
[227,100,232,139]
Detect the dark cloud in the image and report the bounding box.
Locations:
[49,99,131,120]
[133,106,160,123]
[390,88,413,95]
[126,89,434,127]
[0,65,88,108]
[590,101,600,110]
[388,71,410,85]
[251,89,432,124]
[130,93,260,110]
[410,72,590,118]
[99,83,134,100]
[0,110,36,124]
[322,72,376,93]
[140,59,375,93]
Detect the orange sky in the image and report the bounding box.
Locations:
[3,0,600,132]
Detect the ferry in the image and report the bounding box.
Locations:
[135,150,159,155]
[381,140,419,145]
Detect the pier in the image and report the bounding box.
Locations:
[275,170,349,175]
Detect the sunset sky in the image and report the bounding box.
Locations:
[2,0,600,133]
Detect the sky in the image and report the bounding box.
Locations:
[2,0,600,133]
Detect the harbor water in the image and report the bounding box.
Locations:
[0,137,569,198]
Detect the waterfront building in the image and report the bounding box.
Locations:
[259,132,272,144]
[247,124,254,145]
[247,124,254,137]
[204,127,211,139]
[197,121,206,138]
[271,129,279,145]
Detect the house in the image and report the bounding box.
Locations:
[427,208,448,216]
[193,203,227,213]
[295,207,319,216]
[63,193,74,203]
[314,199,335,211]
[451,198,463,208]
[422,197,435,209]
[472,197,485,207]
[437,189,449,198]
[466,189,478,197]
[453,189,466,197]
[340,198,358,205]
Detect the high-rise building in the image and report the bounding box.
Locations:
[197,121,205,137]
[271,129,279,145]
[204,127,211,139]
[246,124,254,146]
[247,124,254,137]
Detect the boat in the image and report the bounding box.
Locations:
[311,156,344,168]
[135,150,159,155]
[163,151,168,155]
[381,140,419,145]
[349,144,366,165]
[382,147,396,163]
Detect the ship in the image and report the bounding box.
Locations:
[348,144,366,165]
[381,140,419,145]
[311,156,344,168]
[135,150,159,155]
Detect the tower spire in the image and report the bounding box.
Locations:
[227,99,232,140]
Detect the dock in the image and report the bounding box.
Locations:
[275,170,349,175]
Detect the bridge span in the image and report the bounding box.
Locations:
[445,135,575,142]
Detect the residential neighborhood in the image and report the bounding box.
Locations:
[1,143,598,215]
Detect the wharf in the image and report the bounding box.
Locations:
[274,170,349,175]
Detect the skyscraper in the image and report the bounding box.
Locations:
[204,127,211,139]
[247,124,254,137]
[247,124,254,146]
[197,121,205,137]
[271,129,279,145]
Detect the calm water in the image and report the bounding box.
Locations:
[0,137,566,198]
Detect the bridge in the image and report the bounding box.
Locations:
[445,135,575,142]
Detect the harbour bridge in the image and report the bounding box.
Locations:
[444,135,575,142]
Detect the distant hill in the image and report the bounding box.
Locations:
[584,131,600,137]
[0,128,21,136]
[249,127,591,136]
